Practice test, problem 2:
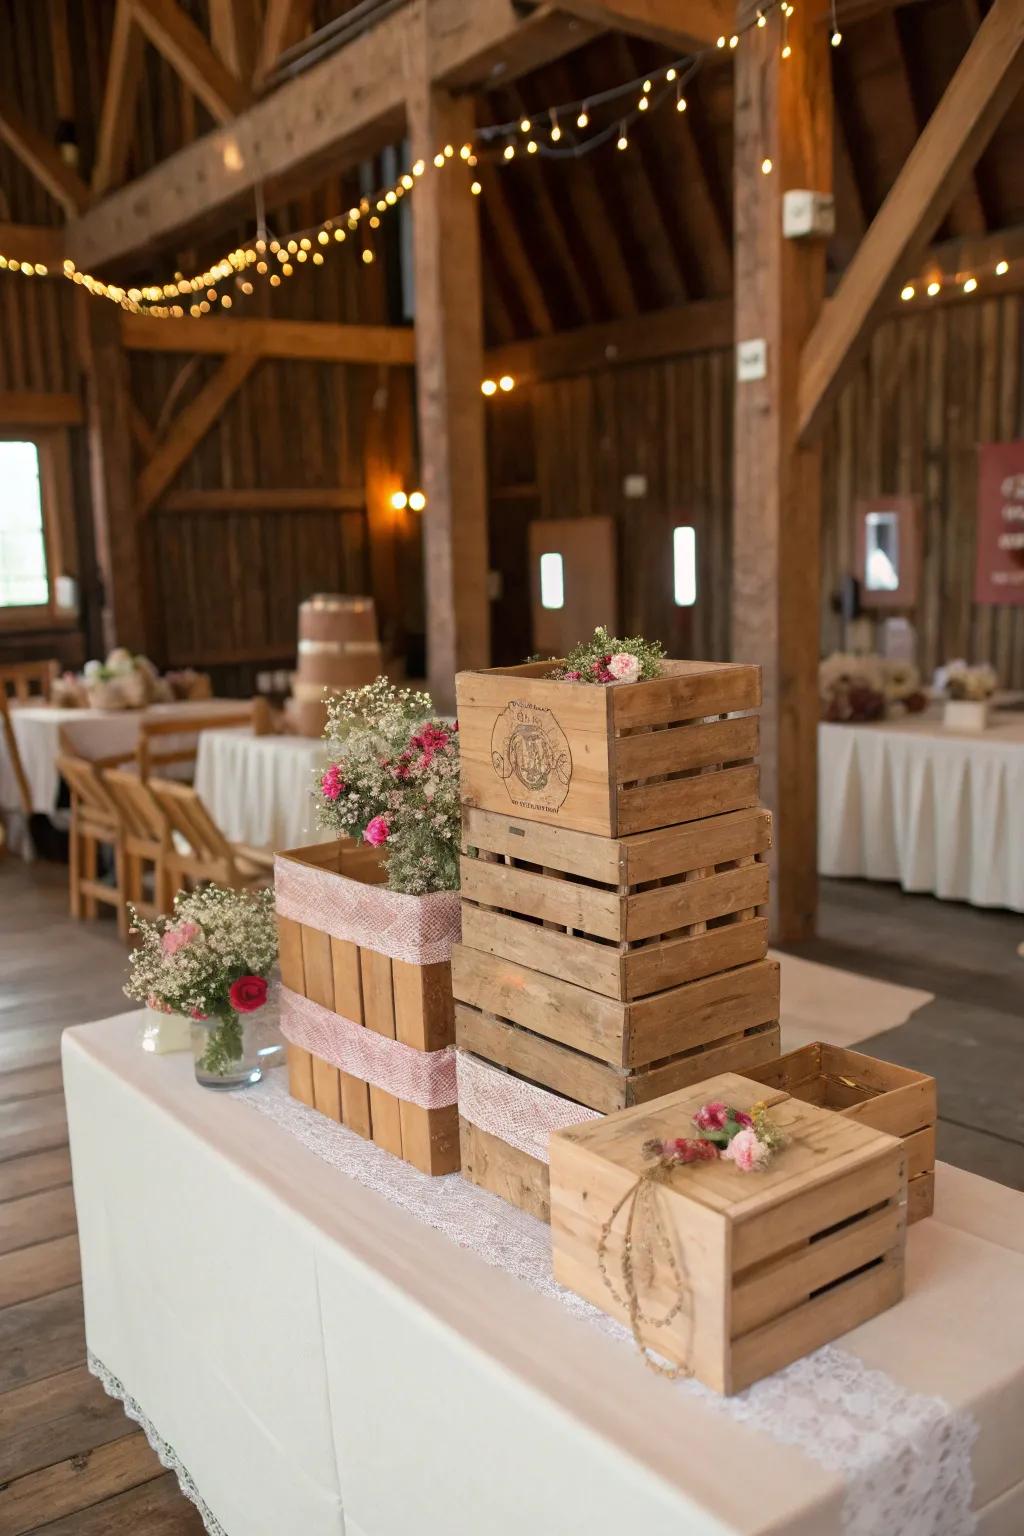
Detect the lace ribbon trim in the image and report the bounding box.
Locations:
[456,1049,600,1163]
[88,1351,228,1536]
[281,984,457,1109]
[274,854,461,965]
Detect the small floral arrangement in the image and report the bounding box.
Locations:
[643,1099,786,1174]
[936,659,997,702]
[820,652,927,723]
[315,677,460,896]
[124,885,278,1076]
[547,625,664,685]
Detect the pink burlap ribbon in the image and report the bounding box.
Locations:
[455,1051,601,1164]
[281,986,457,1109]
[274,855,461,966]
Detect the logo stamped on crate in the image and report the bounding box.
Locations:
[490,701,572,812]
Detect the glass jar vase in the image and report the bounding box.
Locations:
[191,1012,263,1090]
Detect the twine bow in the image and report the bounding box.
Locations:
[596,1163,694,1381]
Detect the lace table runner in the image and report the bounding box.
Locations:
[93,1070,977,1536]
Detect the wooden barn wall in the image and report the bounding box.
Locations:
[490,295,1024,688]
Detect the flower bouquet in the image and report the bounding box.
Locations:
[935,659,997,732]
[819,652,927,723]
[125,885,278,1089]
[546,624,665,685]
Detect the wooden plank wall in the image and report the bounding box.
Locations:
[489,295,1024,687]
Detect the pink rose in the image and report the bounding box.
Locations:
[693,1100,729,1132]
[190,1007,207,1020]
[228,974,268,1013]
[608,651,641,683]
[722,1128,769,1172]
[563,669,582,681]
[321,763,345,801]
[364,814,390,847]
[161,919,199,957]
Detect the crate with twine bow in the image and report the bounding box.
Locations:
[549,1071,908,1395]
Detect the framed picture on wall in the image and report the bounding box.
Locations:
[854,496,920,608]
[975,443,1024,606]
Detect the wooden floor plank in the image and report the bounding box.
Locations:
[0,1286,85,1393]
[18,1473,207,1534]
[0,1096,68,1163]
[0,1187,76,1256]
[0,1432,165,1536]
[0,1233,81,1308]
[0,1366,131,1483]
[0,1148,73,1204]
[0,1063,63,1103]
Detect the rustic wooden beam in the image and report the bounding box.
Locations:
[136,352,258,516]
[428,0,599,90]
[0,102,90,217]
[254,0,313,83]
[119,313,416,364]
[408,44,490,709]
[477,167,556,336]
[486,298,732,381]
[0,225,65,268]
[128,0,251,124]
[210,0,260,81]
[128,402,157,458]
[47,0,76,124]
[733,6,831,942]
[92,1,146,195]
[798,0,1024,444]
[552,0,731,48]
[0,391,84,427]
[162,486,364,512]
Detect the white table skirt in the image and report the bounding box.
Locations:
[64,1013,1024,1536]
[194,730,328,850]
[818,712,1024,911]
[0,699,252,817]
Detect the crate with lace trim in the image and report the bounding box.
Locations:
[274,839,461,1175]
[455,659,761,839]
[549,1072,908,1394]
[743,1043,937,1223]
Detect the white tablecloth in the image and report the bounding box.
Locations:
[63,1012,1024,1536]
[818,710,1024,910]
[194,730,327,850]
[0,699,252,816]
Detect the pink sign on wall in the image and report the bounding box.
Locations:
[976,442,1024,605]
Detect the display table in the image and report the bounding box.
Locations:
[64,1012,1024,1536]
[194,729,327,850]
[0,699,252,820]
[818,709,1024,910]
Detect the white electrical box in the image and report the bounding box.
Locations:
[782,189,835,239]
[623,474,647,499]
[736,338,768,383]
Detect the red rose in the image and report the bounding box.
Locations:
[229,974,268,1013]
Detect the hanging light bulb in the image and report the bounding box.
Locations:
[504,143,515,160]
[527,139,538,153]
[577,103,589,129]
[831,30,842,45]
[390,491,408,511]
[900,285,915,301]
[761,157,773,175]
[757,9,766,25]
[481,379,498,396]
[962,276,978,294]
[617,124,628,150]
[498,375,515,392]
[666,67,677,82]
[407,490,427,512]
[638,94,649,111]
[927,281,941,297]
[676,83,687,111]
[996,260,1009,276]
[520,117,531,133]
[549,108,561,142]
[471,180,482,195]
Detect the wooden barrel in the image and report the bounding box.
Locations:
[288,594,382,737]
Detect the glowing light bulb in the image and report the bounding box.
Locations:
[781,43,792,57]
[550,123,561,141]
[577,107,589,128]
[504,143,515,160]
[334,229,345,242]
[412,159,425,176]
[831,30,842,45]
[220,294,232,307]
[498,375,514,392]
[617,129,628,150]
[269,273,281,286]
[407,490,426,512]
[256,261,267,274]
[761,157,773,175]
[520,118,531,133]
[638,96,649,111]
[666,67,677,81]
[717,34,726,47]
[460,144,472,160]
[677,95,687,111]
[643,78,652,93]
[361,249,374,265]
[390,491,408,511]
[757,9,766,24]
[900,285,915,302]
[312,252,324,265]
[297,249,308,262]
[433,153,445,168]
[471,181,482,195]
[281,263,293,276]
[300,236,311,250]
[963,276,977,293]
[527,139,538,153]
[927,281,941,297]
[729,33,738,46]
[481,379,498,396]
[318,230,329,244]
[996,260,1009,276]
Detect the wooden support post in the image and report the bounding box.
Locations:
[408,57,490,709]
[364,367,415,663]
[79,300,148,654]
[732,8,831,942]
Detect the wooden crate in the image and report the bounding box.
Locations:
[455,659,761,837]
[550,1072,908,1394]
[744,1043,937,1222]
[459,1113,552,1223]
[276,842,459,1176]
[452,947,780,1072]
[461,804,770,1000]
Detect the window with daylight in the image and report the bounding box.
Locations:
[673,525,697,607]
[539,551,565,610]
[0,442,49,609]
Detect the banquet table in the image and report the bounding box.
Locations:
[194,728,327,850]
[0,698,252,821]
[64,1011,1024,1536]
[818,707,1024,911]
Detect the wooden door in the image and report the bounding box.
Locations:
[528,517,617,659]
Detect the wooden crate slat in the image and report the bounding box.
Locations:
[613,714,759,783]
[623,917,769,1000]
[609,661,761,729]
[626,864,769,941]
[459,855,623,941]
[330,937,371,1138]
[615,765,761,837]
[359,947,403,1159]
[460,906,623,997]
[459,1116,550,1222]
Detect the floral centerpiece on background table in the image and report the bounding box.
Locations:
[51,648,206,711]
[934,659,997,702]
[546,625,665,685]
[314,677,460,895]
[125,885,278,1088]
[819,652,928,723]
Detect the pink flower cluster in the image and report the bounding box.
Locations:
[722,1128,771,1172]
[364,814,390,847]
[161,919,199,957]
[566,651,642,684]
[693,1101,752,1132]
[321,763,346,802]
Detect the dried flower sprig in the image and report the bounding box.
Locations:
[643,1099,786,1174]
[547,625,664,685]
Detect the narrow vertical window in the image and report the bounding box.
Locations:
[539,551,565,610]
[673,526,697,607]
[0,442,48,608]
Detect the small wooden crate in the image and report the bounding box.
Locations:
[461,804,770,1000]
[276,842,460,1176]
[550,1072,908,1394]
[459,1113,553,1224]
[455,660,761,837]
[744,1043,937,1223]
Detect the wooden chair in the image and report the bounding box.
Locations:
[0,693,35,857]
[136,696,271,781]
[146,778,274,895]
[55,754,127,939]
[103,769,173,922]
[0,658,59,703]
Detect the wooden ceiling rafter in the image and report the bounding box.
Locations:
[551,0,732,49]
[477,165,557,335]
[0,224,65,267]
[209,0,262,82]
[0,100,90,218]
[128,0,251,125]
[92,0,147,196]
[119,312,418,365]
[671,65,733,292]
[798,0,1024,444]
[254,0,315,85]
[135,350,258,516]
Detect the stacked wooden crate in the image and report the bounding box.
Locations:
[452,659,782,1221]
